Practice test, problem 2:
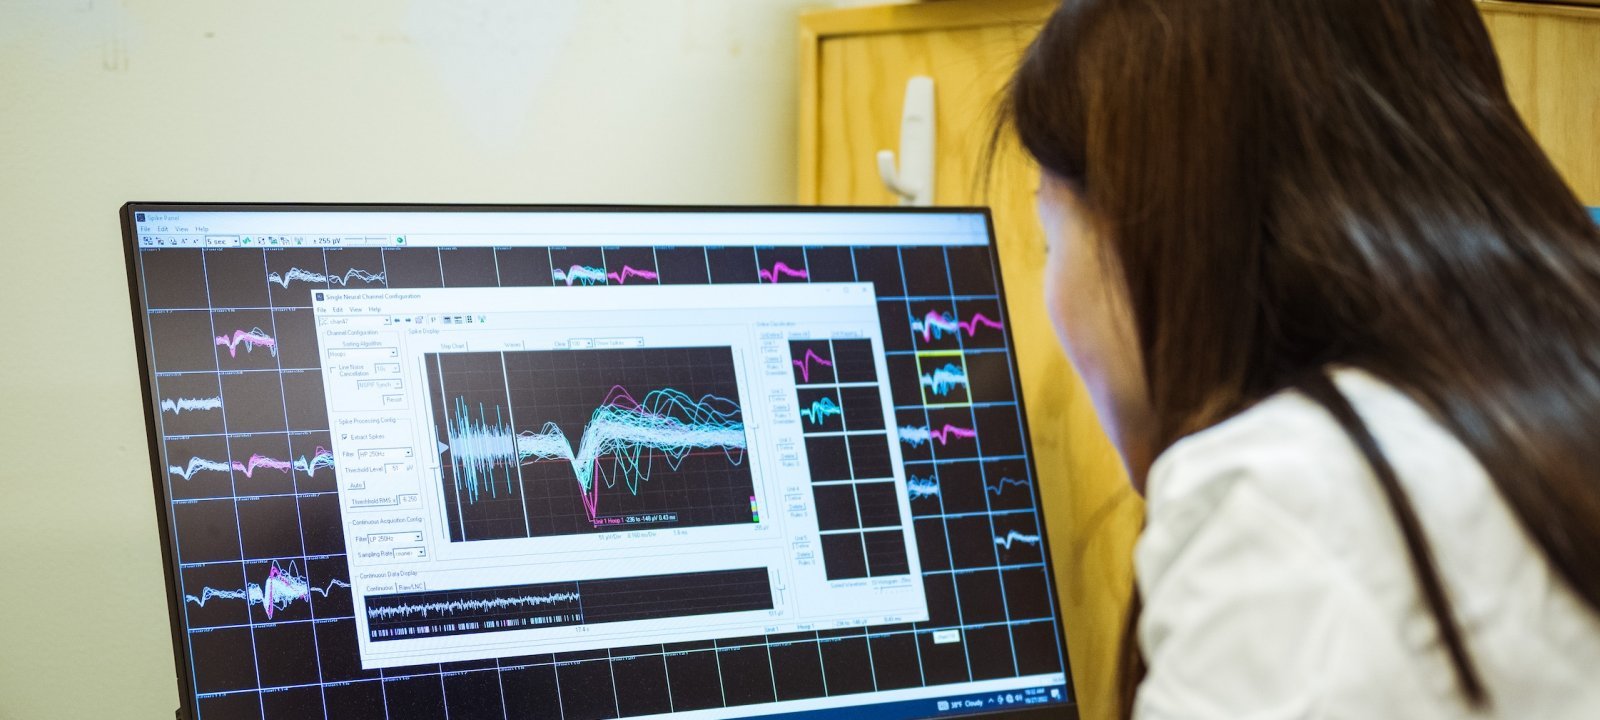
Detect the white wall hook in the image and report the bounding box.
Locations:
[877,75,935,206]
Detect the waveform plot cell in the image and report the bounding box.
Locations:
[221,432,298,496]
[219,370,288,434]
[851,246,906,297]
[962,350,1017,404]
[429,346,757,541]
[757,247,809,283]
[280,368,329,431]
[212,309,280,371]
[945,244,1001,296]
[877,300,917,353]
[930,460,988,514]
[139,249,209,309]
[846,433,894,480]
[288,431,338,494]
[707,246,758,284]
[382,247,445,288]
[154,372,225,436]
[830,339,878,384]
[236,495,306,560]
[166,435,234,500]
[796,387,844,434]
[900,246,953,297]
[973,404,1026,458]
[205,248,271,308]
[992,513,1043,566]
[803,435,851,483]
[173,498,241,564]
[188,626,259,693]
[603,247,661,285]
[549,247,607,286]
[812,484,860,531]
[803,246,856,283]
[441,246,499,287]
[496,247,555,287]
[180,561,251,628]
[916,351,971,407]
[788,340,835,385]
[148,311,219,373]
[264,247,331,308]
[839,385,887,432]
[983,459,1035,511]
[655,246,712,285]
[323,248,387,292]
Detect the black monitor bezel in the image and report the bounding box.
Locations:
[121,202,1080,720]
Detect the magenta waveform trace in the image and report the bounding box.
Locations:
[910,310,1004,343]
[758,261,809,283]
[214,327,279,358]
[897,423,978,447]
[791,349,834,383]
[183,560,351,620]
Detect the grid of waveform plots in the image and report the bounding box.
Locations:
[136,237,1065,719]
[791,339,910,580]
[426,346,756,541]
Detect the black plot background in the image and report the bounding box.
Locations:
[506,346,755,537]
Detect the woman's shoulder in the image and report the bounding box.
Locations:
[1145,367,1486,528]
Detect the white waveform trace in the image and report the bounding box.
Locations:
[994,529,1042,550]
[267,266,385,288]
[160,396,223,414]
[366,591,582,621]
[445,387,747,520]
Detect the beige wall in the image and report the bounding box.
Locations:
[0,1,810,716]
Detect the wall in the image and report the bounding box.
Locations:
[0,1,811,716]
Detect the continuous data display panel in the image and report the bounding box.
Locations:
[131,210,1070,720]
[427,347,756,541]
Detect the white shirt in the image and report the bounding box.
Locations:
[1134,369,1600,719]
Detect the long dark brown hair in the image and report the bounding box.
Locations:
[996,0,1600,715]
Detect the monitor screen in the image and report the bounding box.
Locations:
[123,204,1075,720]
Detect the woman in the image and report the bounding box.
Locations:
[998,0,1600,717]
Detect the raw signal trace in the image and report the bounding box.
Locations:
[428,346,757,541]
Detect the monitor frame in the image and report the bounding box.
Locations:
[121,202,1080,720]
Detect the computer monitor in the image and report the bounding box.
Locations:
[122,204,1076,720]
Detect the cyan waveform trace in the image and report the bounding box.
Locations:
[897,423,977,447]
[183,560,351,620]
[759,261,809,283]
[551,265,659,286]
[911,310,1004,343]
[792,349,834,383]
[798,396,843,426]
[906,475,940,499]
[215,328,278,358]
[366,591,581,621]
[443,386,747,524]
[160,396,223,415]
[267,266,385,288]
[986,476,1031,496]
[168,448,336,481]
[919,363,969,396]
[994,529,1042,550]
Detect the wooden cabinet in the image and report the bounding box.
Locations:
[797,2,1598,718]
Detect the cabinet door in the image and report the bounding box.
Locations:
[1481,3,1600,205]
[811,18,1143,720]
